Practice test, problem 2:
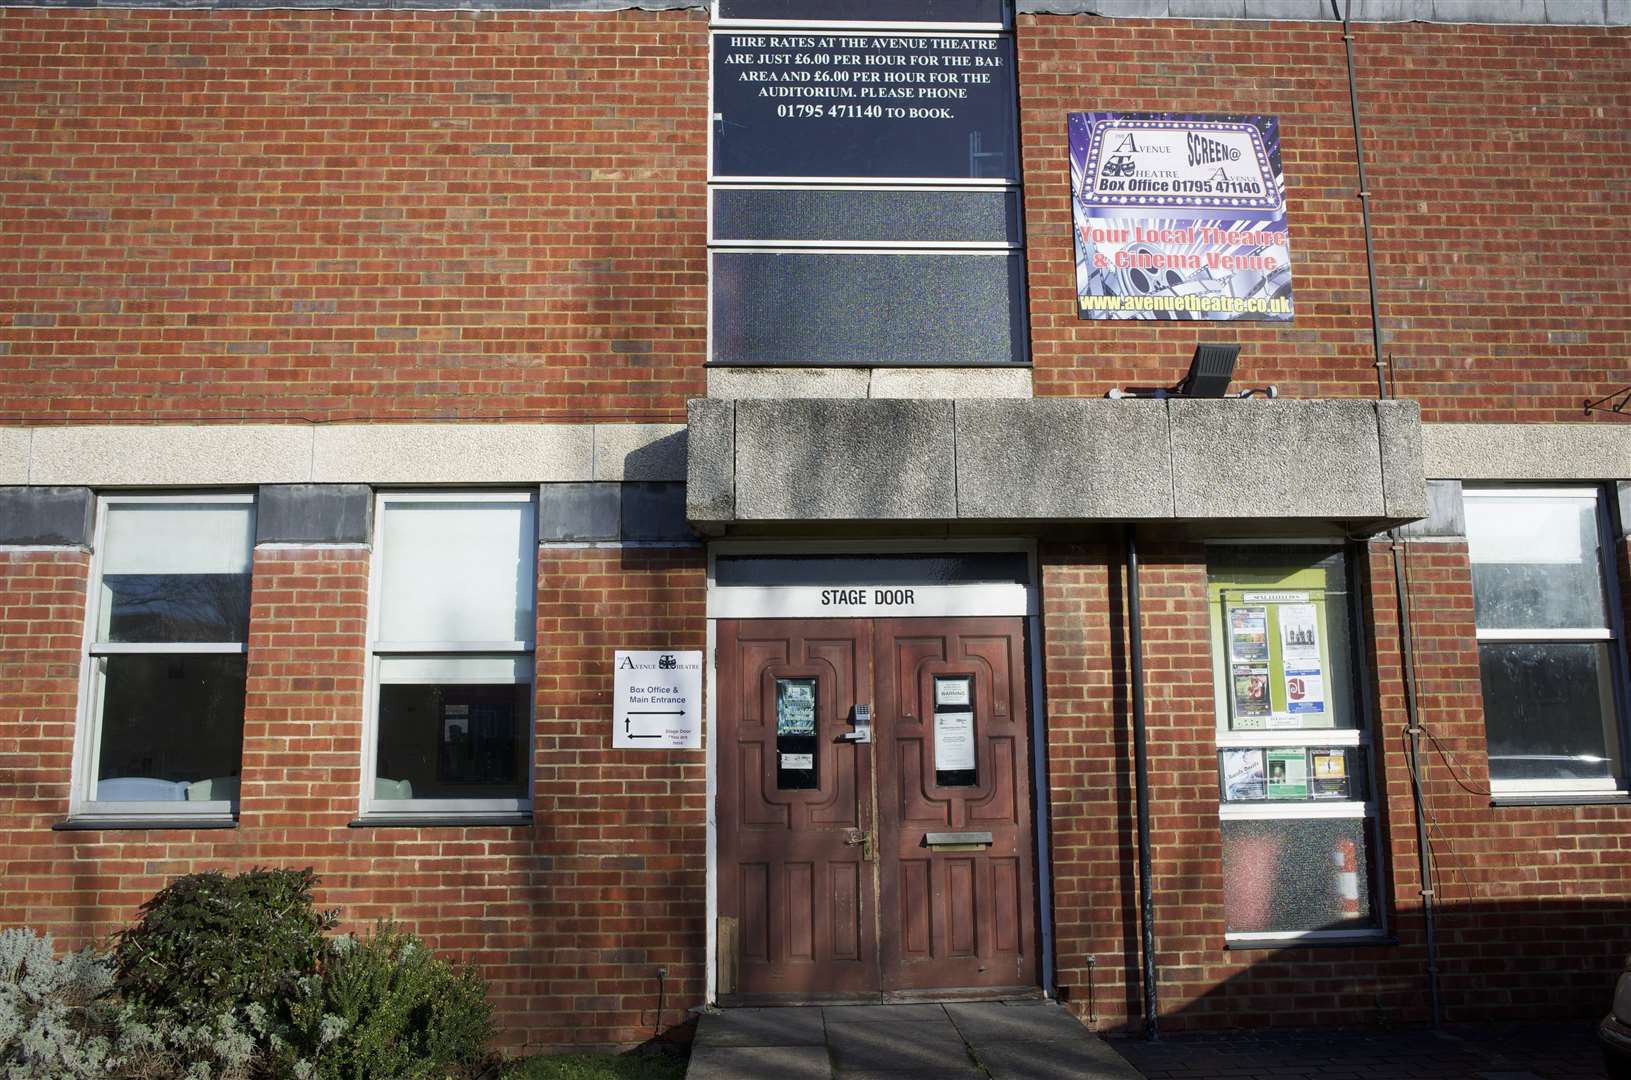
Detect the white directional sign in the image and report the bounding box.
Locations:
[613,650,703,750]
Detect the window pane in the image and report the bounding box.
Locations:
[713,188,1021,245]
[102,503,254,576]
[94,654,247,802]
[1222,817,1375,934]
[375,682,531,801]
[103,574,252,644]
[378,500,535,645]
[99,502,254,644]
[1480,641,1620,785]
[711,251,1028,366]
[1466,494,1606,630]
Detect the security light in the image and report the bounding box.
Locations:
[1178,343,1240,398]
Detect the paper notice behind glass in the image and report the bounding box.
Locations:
[1228,606,1270,662]
[1231,663,1270,728]
[1279,603,1321,662]
[935,710,976,772]
[1284,665,1326,715]
[1223,748,1266,800]
[1266,748,1309,799]
[780,753,814,771]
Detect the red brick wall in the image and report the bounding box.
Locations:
[0,543,708,1053]
[3,11,1626,424]
[1018,16,1631,421]
[0,9,709,425]
[0,549,90,934]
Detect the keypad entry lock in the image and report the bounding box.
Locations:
[837,703,873,744]
[844,828,874,861]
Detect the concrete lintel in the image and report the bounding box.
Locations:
[1423,423,1631,481]
[312,423,592,484]
[0,486,94,547]
[593,424,687,482]
[869,368,1033,400]
[706,367,872,400]
[256,484,372,545]
[0,429,28,486]
[30,425,313,487]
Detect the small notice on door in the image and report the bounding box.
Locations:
[935,711,976,772]
[613,650,703,749]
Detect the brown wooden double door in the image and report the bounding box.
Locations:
[717,617,1038,1001]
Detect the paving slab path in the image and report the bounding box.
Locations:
[1110,1022,1604,1080]
[686,999,1144,1080]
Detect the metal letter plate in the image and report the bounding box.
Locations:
[924,831,994,847]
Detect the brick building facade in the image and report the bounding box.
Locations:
[1,0,1628,1054]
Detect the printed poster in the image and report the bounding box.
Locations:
[1279,603,1321,662]
[1228,606,1269,662]
[1311,749,1349,799]
[1284,665,1327,716]
[776,678,817,736]
[1266,748,1309,800]
[1222,748,1266,801]
[1069,111,1293,321]
[1231,663,1271,727]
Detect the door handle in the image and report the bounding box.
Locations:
[844,829,874,862]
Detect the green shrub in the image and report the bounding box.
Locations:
[285,922,494,1080]
[113,867,335,1027]
[0,928,118,1080]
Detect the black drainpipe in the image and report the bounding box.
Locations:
[1125,524,1159,1039]
[1333,0,1442,1026]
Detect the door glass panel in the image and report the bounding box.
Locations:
[776,677,818,790]
[933,675,976,787]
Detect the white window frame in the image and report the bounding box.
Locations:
[1205,541,1387,946]
[69,492,255,825]
[1465,485,1629,798]
[359,490,537,821]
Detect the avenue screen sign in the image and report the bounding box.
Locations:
[712,32,1019,181]
[1069,111,1295,322]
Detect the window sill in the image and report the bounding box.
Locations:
[1490,792,1631,808]
[54,816,238,831]
[1225,934,1395,951]
[348,814,532,829]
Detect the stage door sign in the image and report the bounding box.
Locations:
[614,650,703,749]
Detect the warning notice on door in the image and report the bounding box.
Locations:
[614,650,703,749]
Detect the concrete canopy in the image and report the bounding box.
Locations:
[687,397,1426,535]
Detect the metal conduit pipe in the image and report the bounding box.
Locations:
[1333,0,1442,1027]
[1125,524,1159,1040]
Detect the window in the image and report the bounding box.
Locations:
[1207,545,1383,943]
[1464,487,1628,796]
[73,494,255,823]
[363,492,536,819]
